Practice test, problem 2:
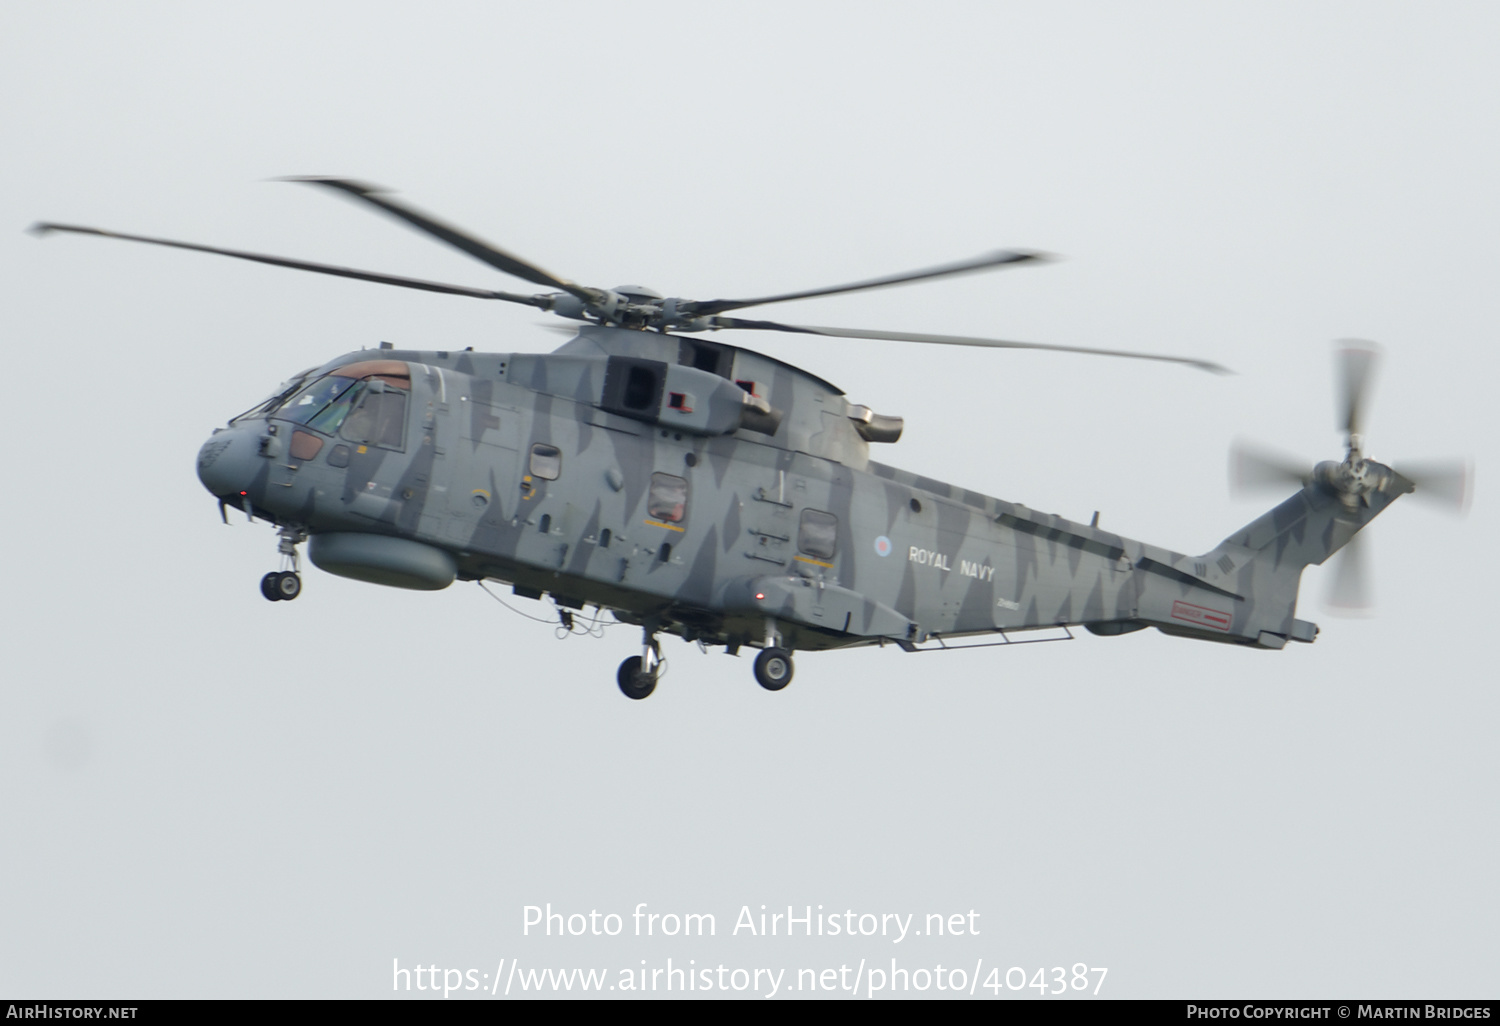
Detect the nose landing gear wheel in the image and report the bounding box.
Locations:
[261,571,301,601]
[261,526,308,602]
[617,657,657,700]
[753,648,794,691]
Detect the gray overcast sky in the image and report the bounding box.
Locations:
[2,1,1496,1000]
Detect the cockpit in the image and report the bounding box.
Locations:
[233,360,411,450]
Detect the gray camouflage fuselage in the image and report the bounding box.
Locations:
[197,326,1409,659]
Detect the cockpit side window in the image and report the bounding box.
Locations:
[339,386,407,450]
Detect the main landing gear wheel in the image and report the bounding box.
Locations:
[261,571,302,601]
[753,648,794,691]
[617,657,657,700]
[617,634,662,700]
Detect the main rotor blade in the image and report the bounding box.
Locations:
[29,222,550,305]
[1336,339,1380,438]
[1327,530,1374,615]
[1229,440,1314,495]
[683,250,1049,317]
[1393,458,1472,512]
[283,177,596,304]
[709,317,1230,373]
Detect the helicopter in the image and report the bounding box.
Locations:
[31,178,1470,699]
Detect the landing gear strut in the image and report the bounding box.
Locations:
[617,631,662,700]
[261,526,306,602]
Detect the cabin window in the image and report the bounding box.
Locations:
[648,473,688,523]
[529,443,562,480]
[798,509,838,560]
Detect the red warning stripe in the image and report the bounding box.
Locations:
[1170,600,1232,631]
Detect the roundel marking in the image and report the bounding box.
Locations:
[873,535,892,557]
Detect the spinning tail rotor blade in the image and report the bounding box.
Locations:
[708,317,1229,373]
[1225,341,1472,617]
[28,222,550,305]
[1393,459,1472,512]
[1229,440,1314,494]
[1336,339,1381,439]
[1327,530,1374,615]
[683,250,1049,317]
[283,177,597,303]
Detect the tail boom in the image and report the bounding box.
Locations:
[1131,462,1409,649]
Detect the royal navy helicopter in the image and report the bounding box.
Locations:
[31,179,1470,699]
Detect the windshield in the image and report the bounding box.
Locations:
[266,360,412,447]
[230,367,317,424]
[277,376,362,430]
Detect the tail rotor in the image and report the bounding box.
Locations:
[1230,341,1472,613]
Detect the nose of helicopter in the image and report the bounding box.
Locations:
[195,428,259,501]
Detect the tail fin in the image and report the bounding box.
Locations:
[1185,463,1411,647]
